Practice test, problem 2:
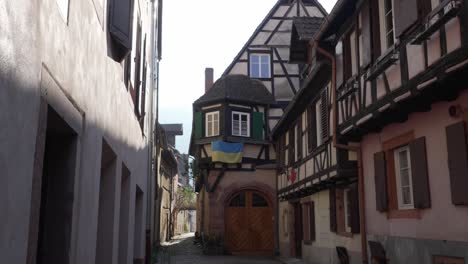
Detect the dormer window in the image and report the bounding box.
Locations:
[205,111,219,137]
[232,111,250,137]
[249,54,271,79]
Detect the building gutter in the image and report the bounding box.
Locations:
[315,42,368,264]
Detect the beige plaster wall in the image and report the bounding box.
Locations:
[278,192,362,264]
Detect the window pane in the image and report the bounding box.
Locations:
[208,123,213,136]
[241,121,248,136]
[401,169,410,186]
[213,113,219,121]
[251,55,260,64]
[233,117,240,135]
[385,0,392,13]
[261,63,270,78]
[398,150,408,168]
[402,187,412,205]
[252,193,268,207]
[260,55,269,64]
[229,193,246,207]
[214,119,219,136]
[251,65,260,78]
[207,114,212,122]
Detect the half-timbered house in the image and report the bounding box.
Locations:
[223,0,327,131]
[190,72,277,255]
[273,17,362,264]
[316,0,468,263]
[190,0,328,256]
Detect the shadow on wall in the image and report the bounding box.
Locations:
[0,63,151,264]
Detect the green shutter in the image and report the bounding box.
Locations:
[194,111,203,139]
[252,112,264,140]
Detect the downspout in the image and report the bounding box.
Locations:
[315,42,368,264]
[146,1,157,263]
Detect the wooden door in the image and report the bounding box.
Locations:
[225,191,274,255]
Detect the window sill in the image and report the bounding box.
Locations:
[337,231,353,238]
[387,209,421,219]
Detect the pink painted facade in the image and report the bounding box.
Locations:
[362,90,468,242]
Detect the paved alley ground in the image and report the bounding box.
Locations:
[157,233,284,264]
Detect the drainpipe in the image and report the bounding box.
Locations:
[314,42,368,264]
[146,1,157,263]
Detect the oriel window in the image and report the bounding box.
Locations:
[205,111,219,137]
[232,111,250,137]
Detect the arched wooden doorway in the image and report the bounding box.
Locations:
[224,190,274,255]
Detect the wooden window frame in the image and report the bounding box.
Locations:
[343,189,352,233]
[205,111,219,137]
[382,131,422,219]
[302,202,315,244]
[336,188,353,237]
[231,111,250,137]
[383,0,395,48]
[249,53,271,79]
[394,145,415,209]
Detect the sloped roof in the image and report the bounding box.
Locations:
[194,75,276,105]
[222,0,328,76]
[161,124,183,135]
[293,17,325,40]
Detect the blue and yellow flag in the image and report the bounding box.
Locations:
[211,141,243,164]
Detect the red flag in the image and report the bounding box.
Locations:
[288,169,297,183]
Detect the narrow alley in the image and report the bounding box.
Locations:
[158,233,283,264]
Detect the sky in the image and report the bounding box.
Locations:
[158,0,337,154]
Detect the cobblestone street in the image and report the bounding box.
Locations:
[157,233,283,264]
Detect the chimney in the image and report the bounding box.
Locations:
[205,67,214,93]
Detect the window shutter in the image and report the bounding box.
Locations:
[394,0,418,38]
[446,122,468,205]
[329,188,337,232]
[307,105,317,152]
[277,136,285,169]
[194,112,203,139]
[374,151,388,212]
[349,183,360,234]
[289,127,295,165]
[409,137,431,209]
[252,112,264,140]
[361,1,372,67]
[310,202,316,241]
[343,34,352,80]
[139,37,147,129]
[302,204,310,241]
[321,89,329,141]
[109,0,134,58]
[370,0,381,61]
[297,116,303,159]
[134,22,142,115]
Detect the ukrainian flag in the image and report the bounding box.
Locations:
[211,141,243,164]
